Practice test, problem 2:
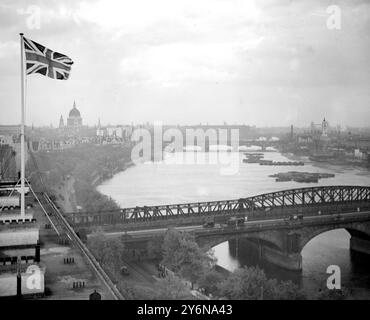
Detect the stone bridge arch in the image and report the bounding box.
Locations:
[197,230,286,252]
[298,221,370,255]
[196,220,370,271]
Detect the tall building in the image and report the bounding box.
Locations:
[67,101,82,129]
[59,115,64,129]
[310,118,329,137]
[322,118,329,137]
[96,119,104,137]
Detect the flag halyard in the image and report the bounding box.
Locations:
[23,37,73,80]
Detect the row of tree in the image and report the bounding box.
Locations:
[150,229,349,300]
[27,144,132,212]
[87,231,196,299]
[88,228,349,300]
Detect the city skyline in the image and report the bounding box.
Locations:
[0,0,369,127]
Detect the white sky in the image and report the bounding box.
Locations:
[0,0,369,127]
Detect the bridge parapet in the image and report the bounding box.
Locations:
[70,186,370,228]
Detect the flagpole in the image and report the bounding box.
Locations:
[20,33,26,219]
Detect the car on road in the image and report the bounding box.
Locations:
[203,221,215,228]
[120,265,130,276]
[227,216,246,226]
[285,214,304,223]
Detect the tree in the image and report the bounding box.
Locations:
[161,229,215,286]
[218,266,268,300]
[218,266,306,300]
[198,269,225,295]
[146,235,164,259]
[88,232,125,268]
[268,279,306,300]
[156,274,193,300]
[161,228,189,271]
[127,284,160,300]
[316,288,350,300]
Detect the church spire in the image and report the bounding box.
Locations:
[59,115,64,128]
[73,100,76,109]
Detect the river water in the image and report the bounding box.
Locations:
[97,151,370,299]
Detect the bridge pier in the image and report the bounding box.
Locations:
[228,239,239,258]
[228,236,303,271]
[350,234,370,255]
[244,231,303,271]
[260,246,302,271]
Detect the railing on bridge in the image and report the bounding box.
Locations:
[71,185,370,226]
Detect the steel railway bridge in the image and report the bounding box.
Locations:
[71,185,370,227]
[71,185,370,271]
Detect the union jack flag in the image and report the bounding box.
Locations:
[23,37,73,80]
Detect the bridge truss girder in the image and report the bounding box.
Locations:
[71,185,370,225]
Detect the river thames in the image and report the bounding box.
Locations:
[98,151,370,298]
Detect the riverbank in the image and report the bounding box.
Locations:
[281,151,370,174]
[27,143,133,214]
